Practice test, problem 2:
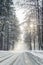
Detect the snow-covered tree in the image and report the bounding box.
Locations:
[0,0,20,50]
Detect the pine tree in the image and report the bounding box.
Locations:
[0,0,13,50]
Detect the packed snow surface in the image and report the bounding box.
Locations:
[0,51,43,65]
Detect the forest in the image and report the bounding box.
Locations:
[0,0,43,51]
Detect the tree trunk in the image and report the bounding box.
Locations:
[37,0,41,50]
[41,0,43,50]
[0,33,3,50]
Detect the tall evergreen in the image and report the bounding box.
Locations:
[0,0,13,50]
[0,0,20,50]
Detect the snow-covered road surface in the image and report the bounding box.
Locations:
[0,51,43,65]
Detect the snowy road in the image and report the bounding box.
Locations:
[0,51,43,65]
